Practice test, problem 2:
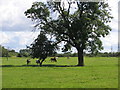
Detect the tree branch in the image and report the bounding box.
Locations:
[67,1,71,17]
[77,2,84,18]
[60,37,75,47]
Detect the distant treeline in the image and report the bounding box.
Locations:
[85,52,120,57]
[0,45,18,57]
[55,52,120,57]
[0,45,120,57]
[0,45,31,57]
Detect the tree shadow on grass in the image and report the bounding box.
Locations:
[42,64,78,67]
[0,64,78,67]
[1,64,117,68]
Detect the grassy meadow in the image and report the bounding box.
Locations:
[0,57,118,88]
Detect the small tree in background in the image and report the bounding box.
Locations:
[28,31,58,66]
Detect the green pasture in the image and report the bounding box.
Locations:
[0,57,118,88]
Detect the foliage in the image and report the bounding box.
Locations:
[25,1,113,66]
[28,32,58,66]
[86,52,120,57]
[0,45,8,57]
[0,45,18,57]
[17,49,31,57]
[55,52,120,57]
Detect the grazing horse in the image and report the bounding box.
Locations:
[27,59,31,65]
[36,60,40,65]
[50,57,57,62]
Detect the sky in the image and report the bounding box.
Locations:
[0,0,119,53]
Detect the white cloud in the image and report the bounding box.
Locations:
[107,0,118,32]
[14,32,39,45]
[0,32,14,44]
[101,31,118,52]
[0,0,37,31]
[0,32,8,44]
[1,31,40,51]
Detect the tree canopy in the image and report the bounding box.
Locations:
[28,31,58,66]
[25,0,113,66]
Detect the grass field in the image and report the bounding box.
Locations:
[0,57,118,88]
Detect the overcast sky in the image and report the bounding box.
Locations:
[0,0,119,53]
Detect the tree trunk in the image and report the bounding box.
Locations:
[40,59,44,67]
[77,48,84,66]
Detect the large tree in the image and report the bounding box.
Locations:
[25,1,113,66]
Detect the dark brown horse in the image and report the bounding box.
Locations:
[27,59,31,65]
[50,57,57,62]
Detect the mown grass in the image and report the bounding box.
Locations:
[1,57,118,88]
